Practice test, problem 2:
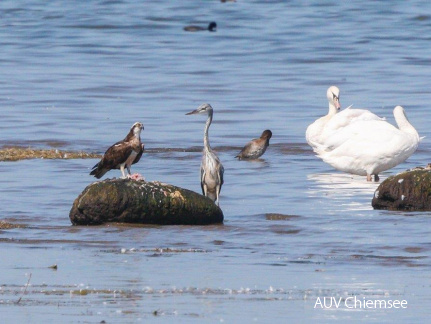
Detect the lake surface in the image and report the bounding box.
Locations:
[1,0,431,322]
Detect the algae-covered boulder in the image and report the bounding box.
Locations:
[69,179,224,225]
[372,168,431,211]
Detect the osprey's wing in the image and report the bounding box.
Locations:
[132,143,145,165]
[99,140,134,170]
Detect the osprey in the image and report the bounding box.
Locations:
[90,122,144,179]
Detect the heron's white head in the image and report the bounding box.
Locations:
[327,86,341,111]
[186,103,213,116]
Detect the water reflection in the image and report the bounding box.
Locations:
[236,157,270,167]
[306,172,380,211]
[307,172,379,195]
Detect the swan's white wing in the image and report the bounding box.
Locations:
[306,114,331,149]
[327,107,384,128]
[322,107,385,141]
[318,122,419,175]
[307,107,384,152]
[318,119,397,153]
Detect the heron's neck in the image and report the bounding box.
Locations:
[204,111,213,152]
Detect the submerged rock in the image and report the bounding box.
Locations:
[69,179,224,225]
[372,168,431,211]
[0,147,101,161]
[0,220,25,229]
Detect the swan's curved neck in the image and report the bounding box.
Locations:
[204,110,213,152]
[328,103,338,116]
[395,109,418,138]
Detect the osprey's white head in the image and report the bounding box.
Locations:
[131,122,144,137]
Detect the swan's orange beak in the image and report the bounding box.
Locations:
[335,99,341,110]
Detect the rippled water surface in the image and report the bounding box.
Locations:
[1,1,431,322]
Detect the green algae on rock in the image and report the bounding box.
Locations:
[69,178,224,225]
[372,168,431,211]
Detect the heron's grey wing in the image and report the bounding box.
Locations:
[218,163,224,188]
[200,166,205,195]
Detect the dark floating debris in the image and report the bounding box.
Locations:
[414,15,431,21]
[16,273,32,304]
[265,213,301,221]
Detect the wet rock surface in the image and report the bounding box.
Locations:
[372,168,431,211]
[70,178,224,225]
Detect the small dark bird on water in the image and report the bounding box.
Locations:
[235,130,272,160]
[90,122,144,179]
[184,22,217,32]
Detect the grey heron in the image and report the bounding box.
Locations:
[186,103,224,206]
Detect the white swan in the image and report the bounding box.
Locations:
[306,86,340,150]
[316,106,422,181]
[306,86,384,152]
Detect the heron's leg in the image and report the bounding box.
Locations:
[203,184,208,197]
[127,165,132,175]
[215,185,220,206]
[374,174,380,182]
[120,165,127,179]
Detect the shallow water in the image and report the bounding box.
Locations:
[1,0,431,322]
